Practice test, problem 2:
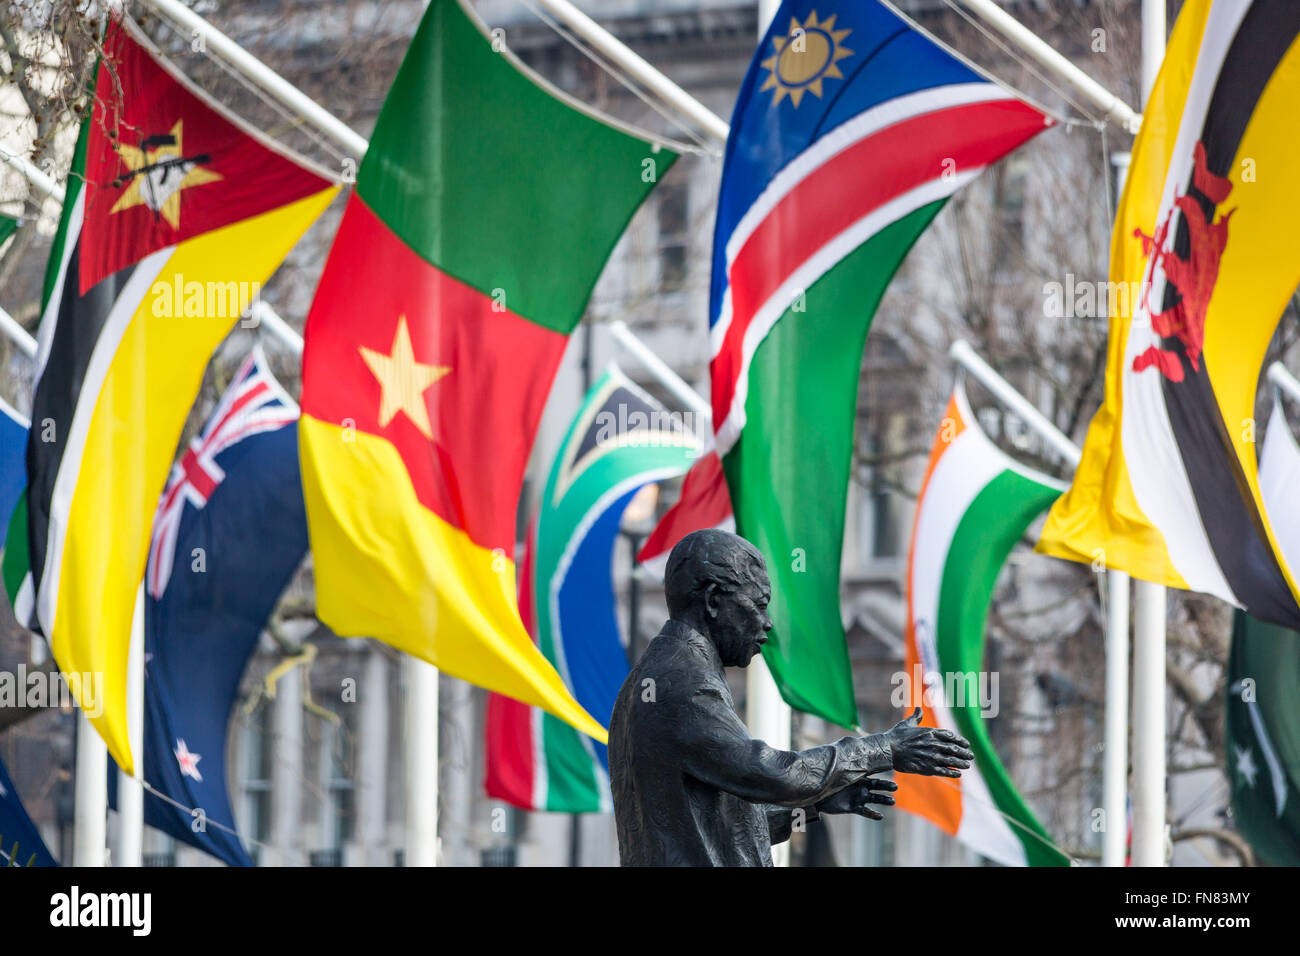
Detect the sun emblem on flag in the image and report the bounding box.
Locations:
[760,11,853,108]
[110,120,222,228]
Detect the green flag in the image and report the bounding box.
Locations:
[709,1,1050,725]
[1227,610,1300,866]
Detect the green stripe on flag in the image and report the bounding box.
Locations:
[723,200,947,728]
[357,0,674,334]
[1226,611,1300,866]
[3,490,28,611]
[937,469,1068,867]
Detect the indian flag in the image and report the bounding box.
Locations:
[900,380,1069,867]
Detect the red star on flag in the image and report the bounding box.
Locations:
[175,739,203,782]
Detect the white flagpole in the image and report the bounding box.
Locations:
[1101,150,1132,869]
[748,0,793,870]
[403,658,439,866]
[1130,0,1168,869]
[1268,362,1300,402]
[0,305,36,358]
[1102,567,1130,866]
[73,713,108,866]
[0,146,66,203]
[114,583,146,866]
[953,0,1141,132]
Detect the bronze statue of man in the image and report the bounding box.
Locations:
[608,528,975,866]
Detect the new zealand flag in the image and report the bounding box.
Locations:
[129,346,306,866]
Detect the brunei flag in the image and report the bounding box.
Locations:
[2,17,337,773]
[1039,0,1300,627]
[297,0,672,742]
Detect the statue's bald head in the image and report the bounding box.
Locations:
[664,529,766,618]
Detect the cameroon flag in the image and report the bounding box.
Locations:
[3,18,336,774]
[298,0,673,742]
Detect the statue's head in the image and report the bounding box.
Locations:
[664,528,772,667]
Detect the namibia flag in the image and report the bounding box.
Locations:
[297,0,672,741]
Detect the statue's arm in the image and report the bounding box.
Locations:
[677,683,893,807]
[765,804,820,845]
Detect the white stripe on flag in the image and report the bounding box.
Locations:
[1117,1,1249,603]
[714,169,980,456]
[36,246,173,638]
[711,83,1010,354]
[910,397,1026,866]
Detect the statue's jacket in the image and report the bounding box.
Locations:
[609,619,892,866]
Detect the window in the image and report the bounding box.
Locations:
[240,703,272,863]
[657,182,690,291]
[319,702,357,851]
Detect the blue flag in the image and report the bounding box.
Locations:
[485,366,698,811]
[0,754,56,866]
[0,397,28,538]
[126,346,306,866]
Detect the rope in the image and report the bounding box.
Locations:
[138,779,279,857]
[516,0,718,158]
[141,10,350,166]
[936,0,1108,131]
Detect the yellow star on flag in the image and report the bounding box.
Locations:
[359,315,450,440]
[110,120,222,228]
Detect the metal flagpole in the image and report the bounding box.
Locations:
[948,341,1080,467]
[114,583,147,866]
[73,713,108,865]
[0,305,36,358]
[404,658,439,866]
[1129,0,1167,869]
[0,146,66,203]
[953,0,1141,132]
[1102,150,1132,869]
[749,0,793,869]
[1268,362,1300,402]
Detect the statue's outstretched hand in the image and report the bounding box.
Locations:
[884,707,974,777]
[816,777,898,821]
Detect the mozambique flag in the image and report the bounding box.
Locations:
[709,0,1049,726]
[1039,0,1300,626]
[900,381,1068,867]
[298,0,673,742]
[2,17,336,773]
[485,367,697,811]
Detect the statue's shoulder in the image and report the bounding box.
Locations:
[632,625,728,704]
